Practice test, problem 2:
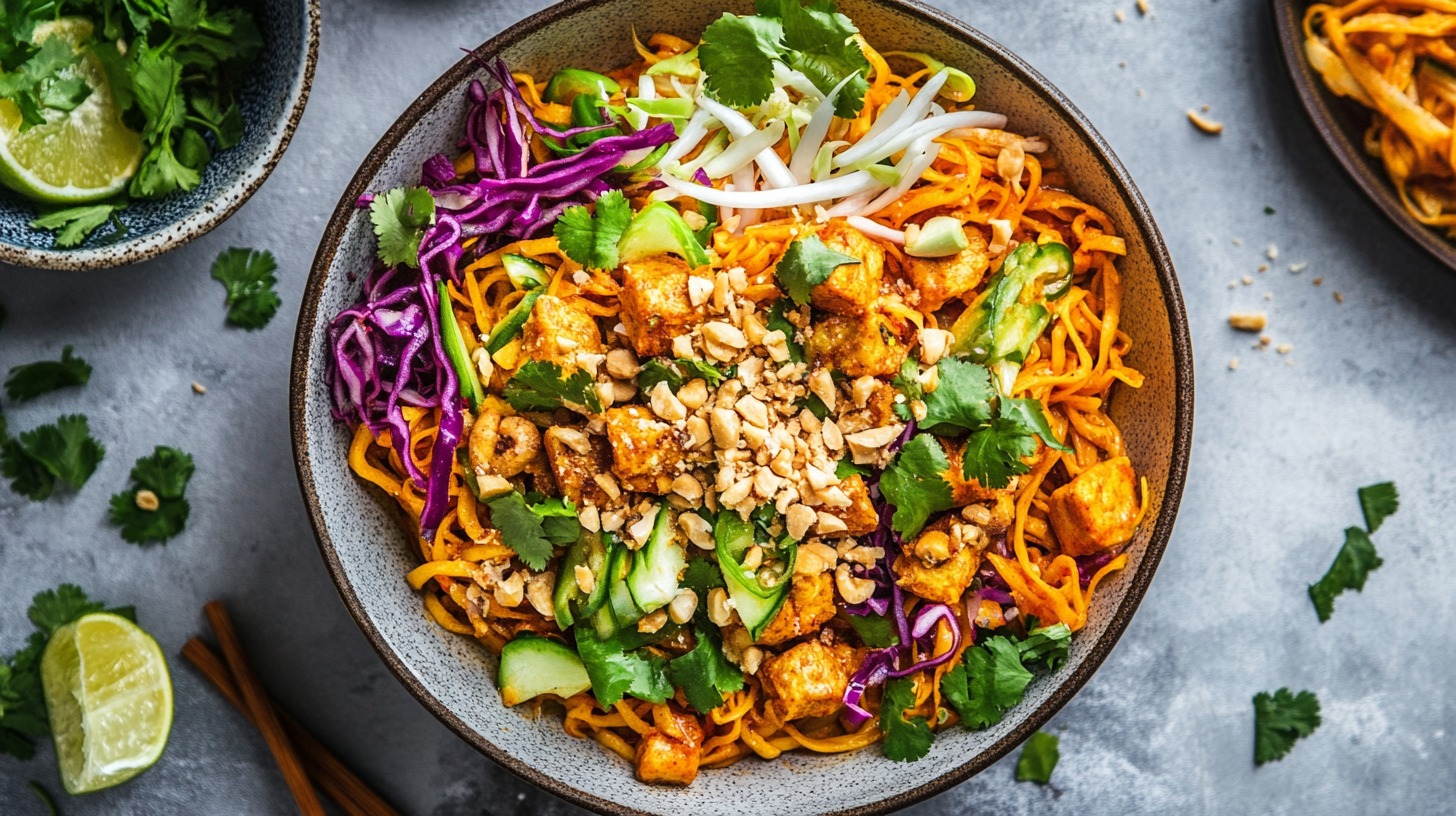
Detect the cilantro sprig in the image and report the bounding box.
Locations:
[108,446,195,545]
[700,0,871,117]
[483,490,581,571]
[939,635,1033,730]
[775,234,858,306]
[879,676,934,762]
[4,346,92,402]
[637,358,731,393]
[574,627,673,708]
[1,585,134,760]
[1308,482,1397,622]
[29,204,127,248]
[503,360,604,414]
[879,434,955,539]
[553,190,632,271]
[1357,481,1398,533]
[369,186,435,269]
[0,413,105,501]
[210,247,280,330]
[1015,731,1060,784]
[1253,688,1320,765]
[666,628,744,713]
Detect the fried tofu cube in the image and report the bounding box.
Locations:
[519,295,604,367]
[634,707,704,787]
[543,427,615,506]
[618,256,705,357]
[758,572,837,646]
[805,311,910,378]
[902,228,990,312]
[603,405,684,494]
[814,474,878,537]
[894,544,978,605]
[758,640,859,722]
[1048,456,1140,556]
[807,220,884,316]
[835,381,899,436]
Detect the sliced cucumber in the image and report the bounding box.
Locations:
[591,542,637,639]
[626,507,686,613]
[502,254,549,290]
[553,529,611,630]
[618,202,711,268]
[497,634,591,705]
[484,288,543,355]
[713,511,795,640]
[436,281,484,409]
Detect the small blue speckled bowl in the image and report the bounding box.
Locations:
[0,0,320,271]
[293,1,1193,813]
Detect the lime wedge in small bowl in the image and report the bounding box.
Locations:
[41,612,173,794]
[0,17,144,205]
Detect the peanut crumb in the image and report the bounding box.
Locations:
[135,489,160,512]
[1137,0,1150,14]
[1242,276,1253,285]
[1227,312,1267,332]
[1266,244,1279,260]
[1228,358,1240,371]
[1258,264,1269,273]
[1289,262,1308,273]
[1115,8,1126,22]
[1334,291,1344,303]
[1312,277,1324,286]
[1263,292,1274,301]
[1259,335,1272,346]
[1276,343,1292,355]
[191,382,207,395]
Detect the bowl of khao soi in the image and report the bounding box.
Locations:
[292,1,1192,813]
[0,0,318,270]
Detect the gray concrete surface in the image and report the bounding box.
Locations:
[3,0,1455,813]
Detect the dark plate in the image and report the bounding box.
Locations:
[1272,0,1456,271]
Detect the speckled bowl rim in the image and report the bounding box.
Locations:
[1272,0,1456,272]
[290,1,1194,812]
[0,0,321,271]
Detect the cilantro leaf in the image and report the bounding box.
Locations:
[29,204,125,248]
[210,247,280,329]
[1017,622,1072,671]
[999,397,1071,452]
[940,635,1033,729]
[880,434,954,538]
[1357,481,1398,533]
[1308,526,1382,623]
[918,358,995,434]
[0,37,86,130]
[574,627,673,707]
[369,186,435,268]
[483,490,558,571]
[778,0,871,117]
[699,12,784,109]
[835,457,870,480]
[1253,688,1320,765]
[1015,731,1060,784]
[4,346,92,401]
[667,627,744,713]
[636,358,730,392]
[847,612,899,648]
[891,358,922,421]
[775,234,858,305]
[880,676,934,761]
[2,414,105,500]
[108,446,195,545]
[503,360,604,414]
[961,417,1036,489]
[524,492,583,547]
[553,190,632,271]
[28,584,107,636]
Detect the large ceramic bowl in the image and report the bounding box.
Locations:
[0,0,320,271]
[1272,0,1456,272]
[291,1,1193,813]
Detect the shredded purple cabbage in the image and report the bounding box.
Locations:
[326,57,674,540]
[1075,548,1123,585]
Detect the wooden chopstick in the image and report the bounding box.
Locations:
[181,639,401,816]
[204,601,326,816]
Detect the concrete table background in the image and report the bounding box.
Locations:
[3,0,1454,813]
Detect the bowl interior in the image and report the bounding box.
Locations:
[293,1,1192,813]
[0,0,317,270]
[1272,0,1456,272]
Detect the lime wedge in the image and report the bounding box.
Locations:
[0,18,144,205]
[41,612,174,794]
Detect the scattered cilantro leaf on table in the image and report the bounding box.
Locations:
[1308,526,1382,623]
[939,635,1033,730]
[5,346,92,402]
[879,433,954,539]
[554,190,631,271]
[667,628,744,713]
[1357,481,1398,533]
[775,234,858,306]
[1253,688,1320,765]
[108,446,195,545]
[211,247,280,329]
[503,360,603,413]
[370,186,435,268]
[1,414,105,501]
[29,204,126,248]
[880,676,934,761]
[1015,731,1060,784]
[574,628,673,707]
